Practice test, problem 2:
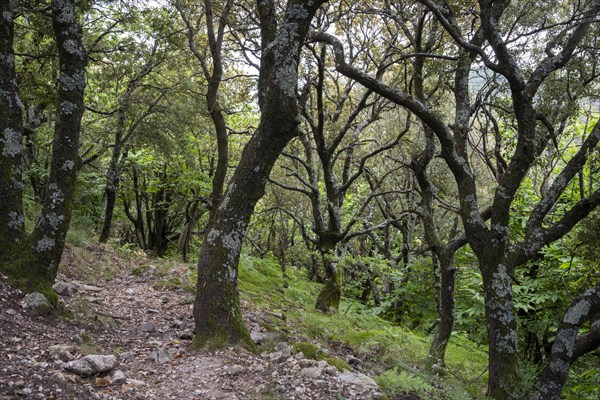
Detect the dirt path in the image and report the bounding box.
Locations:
[0,250,382,400]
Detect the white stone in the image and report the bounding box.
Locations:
[150,348,171,364]
[300,367,323,379]
[338,371,379,389]
[64,355,117,377]
[111,370,126,384]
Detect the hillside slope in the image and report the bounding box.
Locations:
[0,244,488,399]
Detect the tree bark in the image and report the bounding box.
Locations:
[315,245,342,312]
[192,0,326,347]
[175,0,232,221]
[99,139,125,243]
[26,0,87,290]
[532,285,600,400]
[427,248,457,370]
[1,0,86,301]
[0,0,25,259]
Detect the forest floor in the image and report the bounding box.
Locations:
[0,244,397,400]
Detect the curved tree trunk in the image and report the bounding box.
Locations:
[532,285,600,400]
[193,0,326,347]
[175,0,231,223]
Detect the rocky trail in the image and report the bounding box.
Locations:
[0,247,383,400]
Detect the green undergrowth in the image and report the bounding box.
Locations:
[58,240,489,399]
[58,235,597,400]
[236,254,489,400]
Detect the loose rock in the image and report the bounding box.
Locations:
[64,355,117,377]
[150,347,171,364]
[111,370,126,384]
[48,344,77,362]
[138,322,156,333]
[225,365,245,376]
[300,367,323,379]
[52,281,78,297]
[338,371,379,389]
[24,292,51,315]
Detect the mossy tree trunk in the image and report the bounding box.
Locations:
[315,1,600,391]
[192,0,326,347]
[532,285,600,400]
[0,0,25,259]
[0,0,86,301]
[315,244,343,312]
[26,0,87,288]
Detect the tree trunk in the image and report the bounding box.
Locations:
[532,285,600,400]
[177,200,201,262]
[315,246,342,312]
[307,252,321,282]
[427,249,457,370]
[193,127,300,346]
[357,259,381,306]
[0,0,25,259]
[193,0,326,347]
[481,260,519,399]
[99,144,122,243]
[99,121,130,243]
[26,0,87,291]
[124,166,147,250]
[1,0,86,301]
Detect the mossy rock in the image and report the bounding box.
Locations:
[292,342,321,359]
[292,342,350,371]
[2,259,60,307]
[323,356,350,372]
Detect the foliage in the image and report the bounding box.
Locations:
[235,254,489,399]
[376,368,438,399]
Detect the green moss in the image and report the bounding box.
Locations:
[293,342,321,359]
[78,343,100,355]
[192,332,229,350]
[191,289,255,353]
[290,342,348,371]
[323,356,350,372]
[0,240,63,307]
[3,267,59,307]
